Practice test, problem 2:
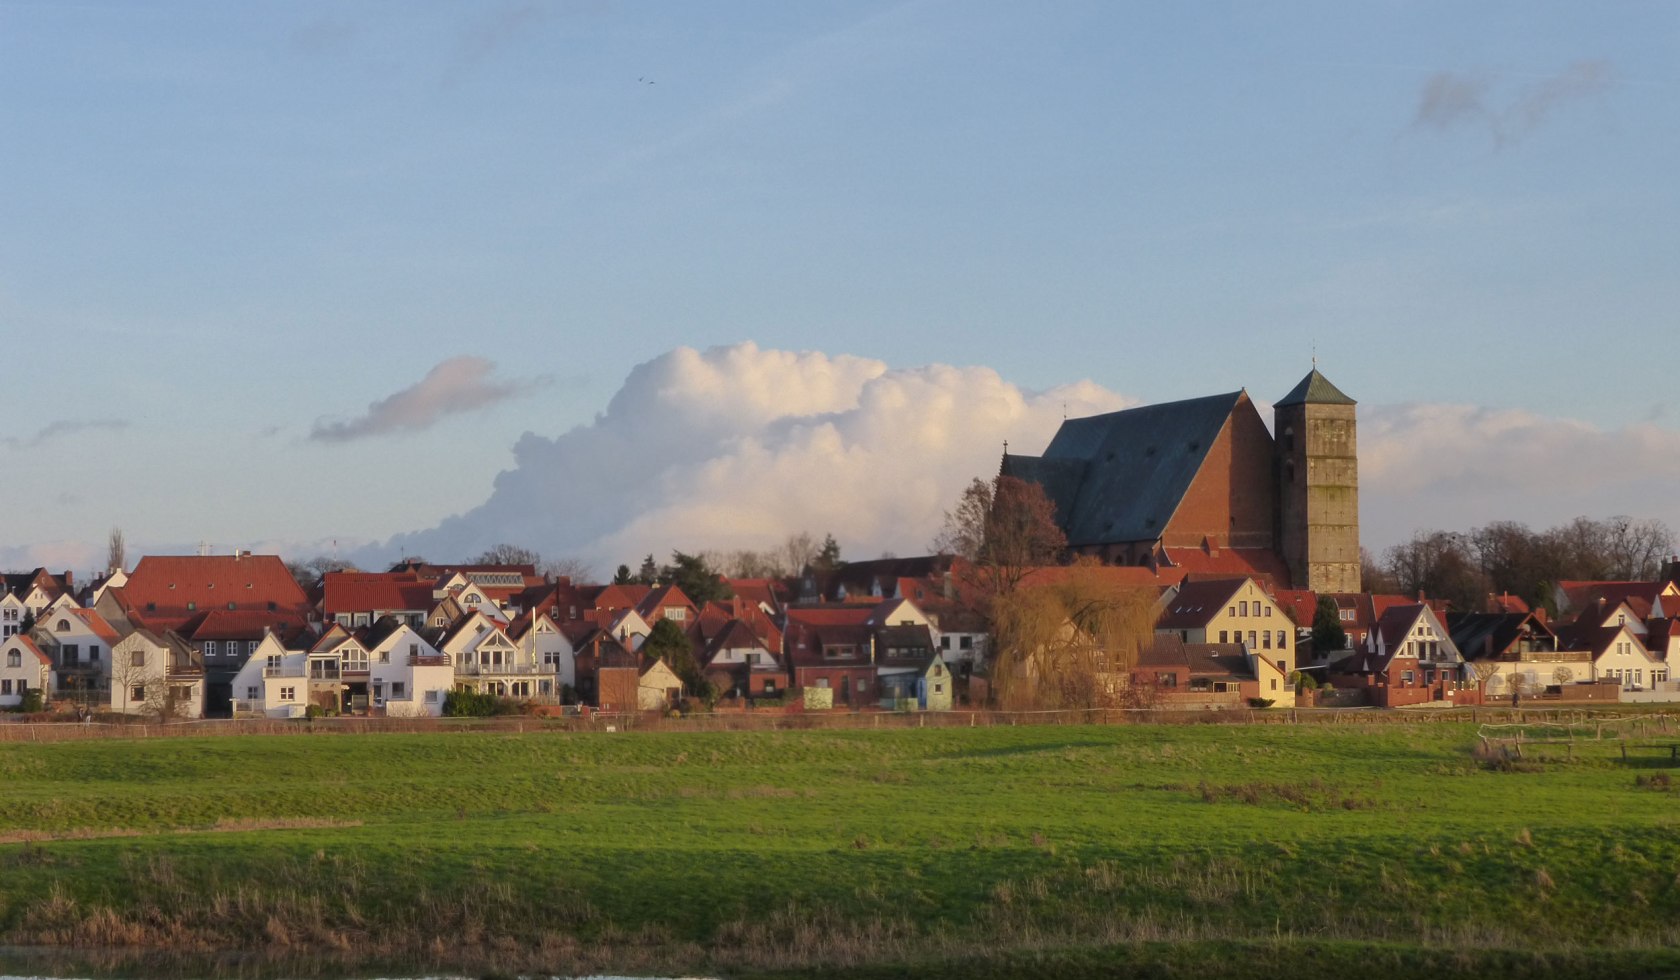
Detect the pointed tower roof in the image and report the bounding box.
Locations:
[1276,368,1355,407]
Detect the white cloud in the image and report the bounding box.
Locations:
[310,355,541,443]
[1361,402,1680,547]
[375,342,1130,568]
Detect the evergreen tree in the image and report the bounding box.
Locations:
[1311,596,1347,655]
[637,554,659,586]
[612,564,635,585]
[661,552,733,603]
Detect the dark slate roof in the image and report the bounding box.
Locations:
[1275,369,1356,407]
[1138,635,1255,680]
[1013,391,1246,547]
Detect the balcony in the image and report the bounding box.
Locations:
[455,661,551,677]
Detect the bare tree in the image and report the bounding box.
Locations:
[988,559,1155,711]
[473,543,541,566]
[943,475,1068,609]
[107,527,126,573]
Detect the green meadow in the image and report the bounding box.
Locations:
[2,721,1679,978]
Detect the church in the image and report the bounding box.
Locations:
[1001,368,1359,593]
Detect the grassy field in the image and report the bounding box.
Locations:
[2,720,1680,978]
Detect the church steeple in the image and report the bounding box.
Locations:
[1275,367,1360,593]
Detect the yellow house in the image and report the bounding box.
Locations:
[1156,577,1297,677]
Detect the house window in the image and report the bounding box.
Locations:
[280,687,295,702]
[1278,660,1288,673]
[666,607,686,621]
[1218,630,1228,644]
[763,680,777,694]
[1402,671,1415,685]
[6,652,19,668]
[425,690,438,703]
[246,686,259,700]
[56,619,69,632]
[1228,606,1236,617]
[409,643,418,657]
[941,636,951,649]
[248,641,258,655]
[380,650,390,664]
[816,678,830,688]
[1277,630,1287,648]
[391,682,406,699]
[266,654,281,669]
[1270,679,1277,691]
[1248,631,1257,648]
[131,685,145,702]
[1239,601,1248,616]
[1264,606,1272,617]
[960,635,973,650]
[934,684,943,694]
[204,641,217,657]
[1262,632,1272,650]
[856,679,868,692]
[131,650,145,668]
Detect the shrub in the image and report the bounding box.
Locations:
[442,689,519,717]
[1247,697,1276,708]
[20,689,45,714]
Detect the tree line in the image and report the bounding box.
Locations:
[1367,515,1676,615]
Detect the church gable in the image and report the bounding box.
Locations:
[1027,391,1251,549]
[1168,396,1276,550]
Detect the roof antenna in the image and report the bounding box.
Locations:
[1311,341,1318,370]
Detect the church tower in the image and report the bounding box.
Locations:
[1275,368,1360,593]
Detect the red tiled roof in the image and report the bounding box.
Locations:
[1157,547,1292,588]
[116,555,310,626]
[69,608,121,647]
[183,608,309,641]
[321,572,434,617]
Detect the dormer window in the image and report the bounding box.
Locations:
[57,620,70,632]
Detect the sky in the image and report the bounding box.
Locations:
[2,1,1677,577]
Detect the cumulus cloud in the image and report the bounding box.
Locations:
[310,356,541,443]
[375,343,1131,568]
[1361,402,1680,547]
[1413,59,1611,147]
[2,418,129,450]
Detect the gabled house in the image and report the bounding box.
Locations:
[874,624,951,710]
[1155,578,1297,675]
[508,609,577,692]
[37,607,122,704]
[638,657,684,711]
[1135,635,1291,707]
[0,590,27,639]
[436,610,557,701]
[2,569,75,619]
[572,630,641,710]
[109,629,204,717]
[0,635,51,708]
[784,606,877,706]
[1334,604,1472,706]
[701,618,786,698]
[1556,623,1665,693]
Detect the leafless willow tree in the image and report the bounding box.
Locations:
[988,559,1155,711]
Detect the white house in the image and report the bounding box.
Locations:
[438,611,556,701]
[38,608,122,702]
[0,592,27,639]
[366,621,453,716]
[511,609,576,692]
[109,629,205,718]
[0,635,52,708]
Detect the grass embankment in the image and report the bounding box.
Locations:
[2,723,1679,978]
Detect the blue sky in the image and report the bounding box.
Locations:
[3,1,1677,574]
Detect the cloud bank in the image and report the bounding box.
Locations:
[377,343,1129,569]
[376,343,1680,574]
[1361,402,1680,547]
[310,356,540,443]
